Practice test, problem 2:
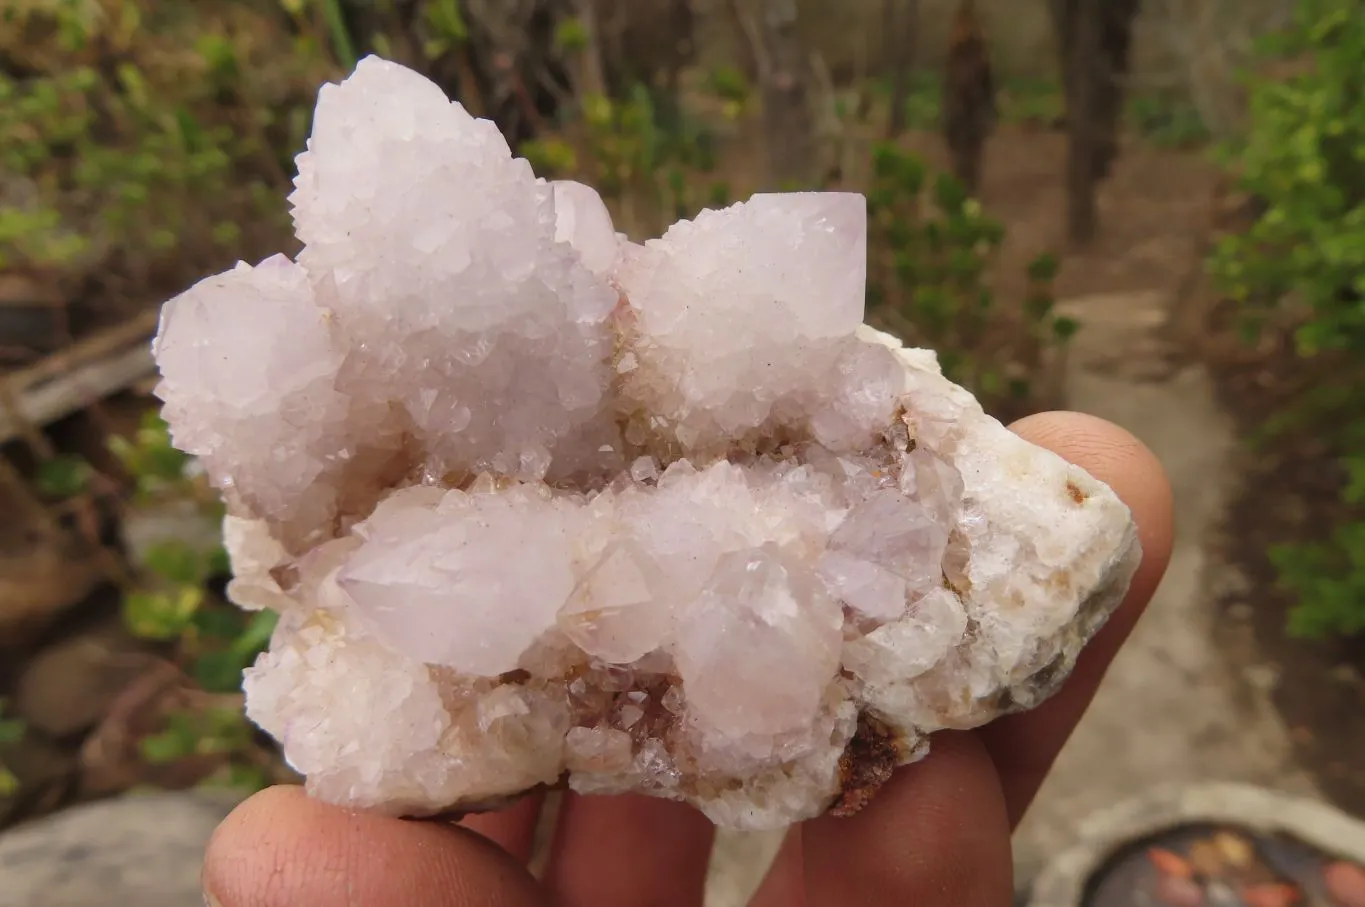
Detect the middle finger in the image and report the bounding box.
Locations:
[542,791,716,907]
[750,733,1014,907]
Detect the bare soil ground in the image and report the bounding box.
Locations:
[1202,325,1365,818]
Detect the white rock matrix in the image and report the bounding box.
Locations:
[152,57,1141,831]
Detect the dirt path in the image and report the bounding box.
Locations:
[1010,289,1318,877]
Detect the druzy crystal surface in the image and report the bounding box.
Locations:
[152,57,1141,831]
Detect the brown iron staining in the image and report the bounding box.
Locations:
[941,0,997,196]
[1065,479,1088,504]
[829,712,905,818]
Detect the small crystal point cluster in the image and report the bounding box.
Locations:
[152,57,1141,830]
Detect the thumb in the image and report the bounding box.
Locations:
[202,786,548,907]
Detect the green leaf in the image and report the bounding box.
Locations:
[1026,252,1059,282]
[1344,456,1365,505]
[0,714,24,745]
[519,138,577,176]
[231,610,279,660]
[141,540,210,586]
[122,586,203,641]
[195,34,239,79]
[931,173,968,213]
[34,454,93,498]
[193,607,245,640]
[703,65,750,104]
[139,730,190,764]
[1025,292,1055,322]
[319,0,357,68]
[139,714,200,764]
[193,650,248,693]
[198,762,268,793]
[1052,316,1081,341]
[422,0,468,53]
[211,221,241,245]
[204,705,252,744]
[554,17,589,52]
[194,610,278,692]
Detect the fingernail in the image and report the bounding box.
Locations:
[204,891,224,907]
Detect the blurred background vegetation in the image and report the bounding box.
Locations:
[0,0,1360,832]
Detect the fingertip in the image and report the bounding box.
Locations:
[203,785,545,907]
[202,786,299,906]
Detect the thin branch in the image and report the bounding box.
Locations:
[0,308,157,446]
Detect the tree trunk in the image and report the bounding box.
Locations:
[736,0,818,188]
[1052,0,1142,241]
[1093,0,1140,179]
[569,0,609,99]
[884,0,918,138]
[1062,0,1102,244]
[941,0,995,196]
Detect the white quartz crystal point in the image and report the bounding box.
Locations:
[557,539,674,664]
[673,545,843,742]
[335,484,582,677]
[152,255,350,541]
[615,192,892,452]
[221,515,292,613]
[290,56,618,482]
[551,179,621,278]
[817,489,950,623]
[842,586,969,683]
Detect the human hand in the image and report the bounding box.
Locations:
[201,411,1173,907]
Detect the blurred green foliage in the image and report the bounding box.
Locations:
[702,63,750,109]
[0,0,334,295]
[107,410,199,501]
[0,700,23,797]
[878,71,1211,148]
[33,453,94,498]
[875,73,1066,132]
[998,76,1064,127]
[138,704,265,792]
[109,412,276,789]
[1127,92,1211,149]
[1212,0,1365,639]
[866,143,1069,413]
[109,412,276,694]
[22,409,278,790]
[533,82,728,236]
